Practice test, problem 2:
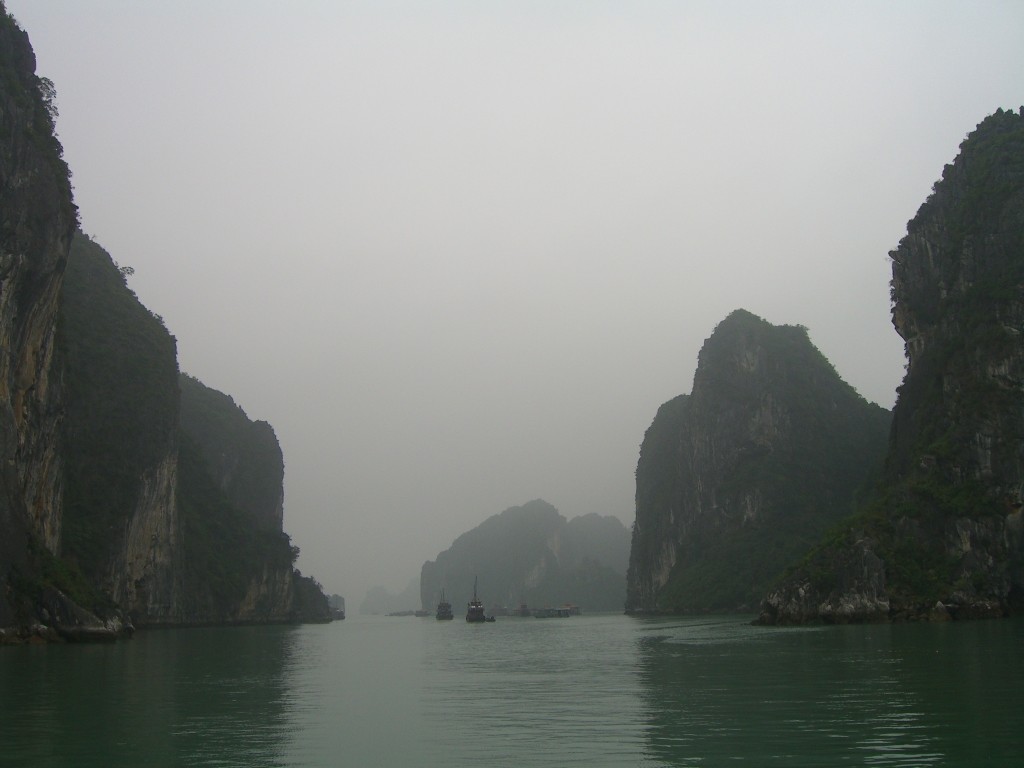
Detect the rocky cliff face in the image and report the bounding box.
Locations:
[0,9,329,638]
[57,235,329,629]
[59,233,184,625]
[179,374,284,532]
[111,452,182,621]
[177,374,329,624]
[0,9,76,627]
[759,108,1024,624]
[421,499,631,613]
[626,310,891,614]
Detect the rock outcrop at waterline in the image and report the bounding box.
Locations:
[759,108,1024,624]
[0,9,329,640]
[625,310,891,614]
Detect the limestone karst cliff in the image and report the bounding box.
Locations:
[421,499,631,613]
[57,234,330,628]
[59,233,183,624]
[177,373,329,624]
[625,310,891,614]
[759,108,1024,624]
[0,6,77,629]
[0,8,329,638]
[179,374,284,533]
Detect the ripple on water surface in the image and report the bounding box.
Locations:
[2,614,1023,766]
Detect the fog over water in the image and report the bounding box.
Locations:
[10,1,1024,607]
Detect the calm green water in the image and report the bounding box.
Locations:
[1,614,1021,766]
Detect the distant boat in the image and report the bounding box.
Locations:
[533,607,571,618]
[436,590,454,620]
[466,577,487,623]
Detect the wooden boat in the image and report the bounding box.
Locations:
[436,590,454,620]
[466,577,487,623]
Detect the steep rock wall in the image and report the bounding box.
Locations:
[179,374,284,532]
[0,8,76,625]
[59,233,183,624]
[234,564,295,622]
[1,11,329,636]
[177,375,330,625]
[626,310,891,613]
[60,236,330,628]
[110,452,183,621]
[760,108,1024,624]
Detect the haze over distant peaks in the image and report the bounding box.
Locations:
[421,499,630,613]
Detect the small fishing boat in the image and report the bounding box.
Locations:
[436,590,453,620]
[466,577,487,623]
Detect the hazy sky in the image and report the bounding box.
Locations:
[9,1,1024,606]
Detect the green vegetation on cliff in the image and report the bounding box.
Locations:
[179,374,285,531]
[56,233,327,626]
[889,109,1024,485]
[0,3,76,238]
[178,374,313,620]
[176,431,306,619]
[59,234,180,584]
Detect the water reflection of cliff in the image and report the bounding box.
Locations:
[1,626,296,767]
[161,626,296,766]
[634,619,951,765]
